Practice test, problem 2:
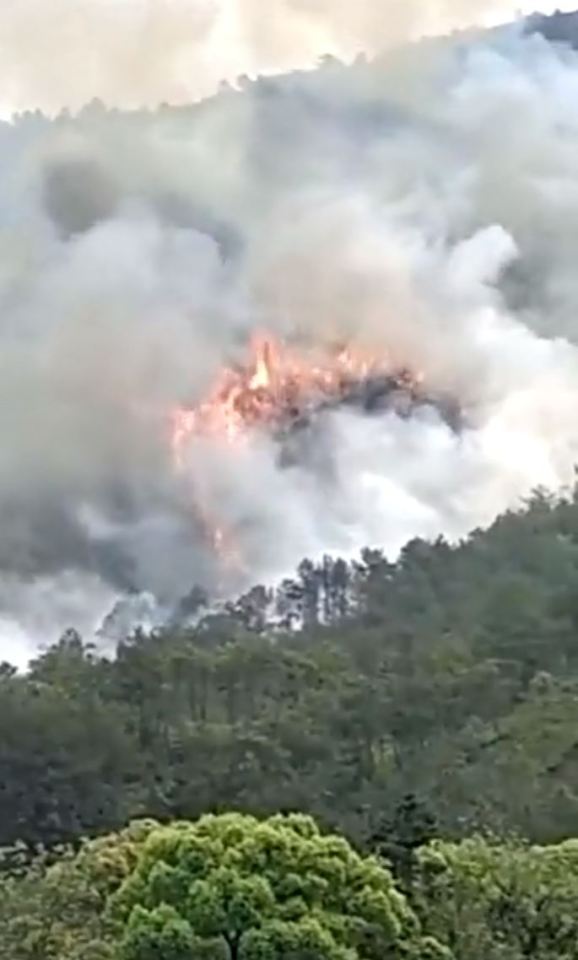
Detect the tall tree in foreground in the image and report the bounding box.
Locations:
[111,812,446,960]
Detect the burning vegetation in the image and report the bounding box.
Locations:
[170,332,443,461]
[170,333,462,573]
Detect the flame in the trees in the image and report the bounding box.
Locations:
[170,332,421,574]
[170,332,400,459]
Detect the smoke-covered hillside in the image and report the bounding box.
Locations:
[3,12,578,662]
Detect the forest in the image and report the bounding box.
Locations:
[4,487,578,957]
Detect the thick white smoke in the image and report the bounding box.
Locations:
[3,14,578,663]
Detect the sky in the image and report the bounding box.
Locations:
[0,0,576,118]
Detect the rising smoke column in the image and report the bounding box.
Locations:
[3,17,578,662]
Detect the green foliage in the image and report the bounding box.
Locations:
[0,632,141,847]
[11,814,578,960]
[4,490,578,849]
[414,835,578,960]
[111,812,426,960]
[0,820,158,960]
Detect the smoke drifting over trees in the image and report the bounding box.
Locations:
[3,12,578,661]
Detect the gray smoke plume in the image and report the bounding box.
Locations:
[3,11,578,663]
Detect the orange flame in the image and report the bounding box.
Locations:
[169,332,416,574]
[171,332,392,463]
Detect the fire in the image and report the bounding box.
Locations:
[169,331,419,573]
[170,331,392,463]
[248,335,274,390]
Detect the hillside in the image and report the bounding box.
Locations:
[3,487,578,851]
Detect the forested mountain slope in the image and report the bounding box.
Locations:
[3,487,578,850]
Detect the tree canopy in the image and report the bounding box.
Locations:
[4,490,578,849]
[0,820,157,960]
[112,812,431,960]
[3,491,578,955]
[414,836,578,960]
[6,815,578,960]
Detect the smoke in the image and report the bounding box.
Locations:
[0,0,563,116]
[4,14,578,662]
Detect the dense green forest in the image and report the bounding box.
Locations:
[6,487,578,849]
[6,488,578,956]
